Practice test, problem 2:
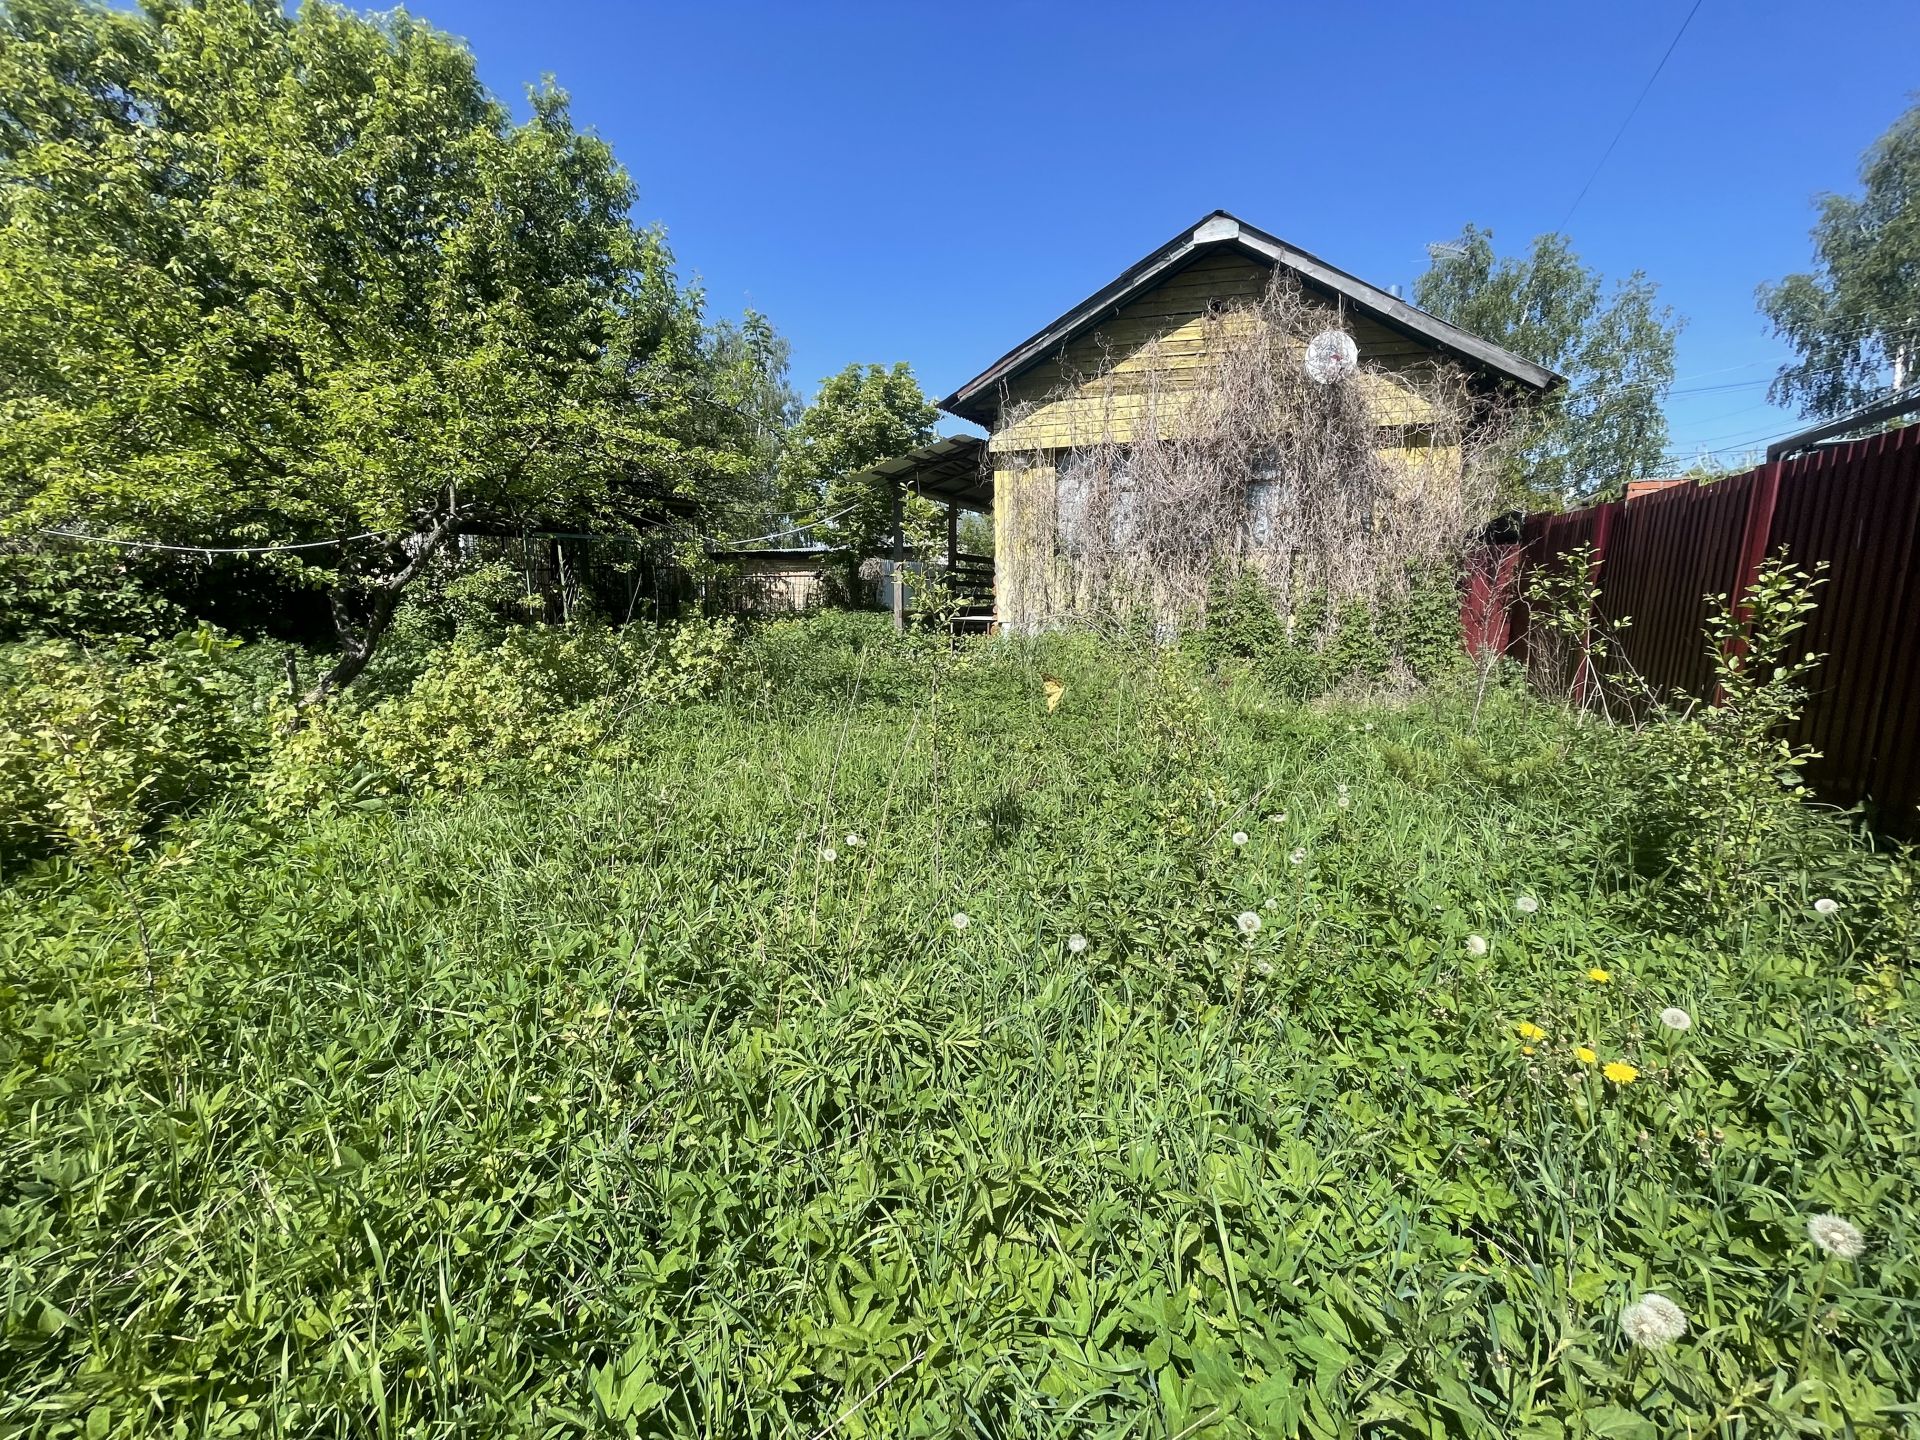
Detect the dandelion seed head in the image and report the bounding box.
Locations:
[1620,1293,1687,1349]
[1236,911,1263,936]
[818,846,837,863]
[1807,1214,1866,1261]
[1289,847,1306,866]
[845,832,865,848]
[1813,897,1841,916]
[950,912,970,931]
[1515,895,1540,915]
[1232,831,1249,847]
[1066,933,1088,954]
[1466,934,1489,958]
[1659,1007,1692,1032]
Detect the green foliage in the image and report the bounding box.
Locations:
[1760,101,1920,419]
[780,362,940,583]
[1197,567,1463,698]
[1417,226,1682,508]
[264,620,737,810]
[0,0,785,696]
[0,543,189,643]
[0,629,266,860]
[0,617,1912,1436]
[1636,558,1833,909]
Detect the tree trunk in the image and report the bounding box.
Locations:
[302,508,467,706]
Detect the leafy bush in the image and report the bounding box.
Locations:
[0,544,189,644]
[1197,567,1463,698]
[263,619,738,810]
[1634,558,1839,908]
[0,629,267,860]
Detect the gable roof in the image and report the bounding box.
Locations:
[939,210,1563,426]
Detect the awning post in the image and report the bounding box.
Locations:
[891,481,906,633]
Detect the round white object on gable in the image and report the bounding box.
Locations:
[1304,329,1359,385]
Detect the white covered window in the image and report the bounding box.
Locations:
[1055,449,1136,556]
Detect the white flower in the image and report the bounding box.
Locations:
[845,832,865,848]
[1659,1007,1692,1032]
[1465,934,1489,958]
[1066,933,1088,954]
[1335,784,1351,810]
[1807,1213,1866,1261]
[1236,911,1262,935]
[1232,831,1249,847]
[950,912,970,931]
[1289,847,1306,866]
[1515,895,1540,915]
[1619,1293,1688,1350]
[1813,897,1841,916]
[818,846,837,863]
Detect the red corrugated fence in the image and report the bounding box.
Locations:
[1466,426,1920,833]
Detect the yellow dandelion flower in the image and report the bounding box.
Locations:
[1603,1061,1639,1085]
[1521,1045,1536,1056]
[1587,967,1612,984]
[1515,1021,1546,1041]
[1574,1046,1598,1065]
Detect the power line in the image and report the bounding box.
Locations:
[1558,0,1705,231]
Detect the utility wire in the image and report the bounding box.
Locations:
[1558,0,1706,231]
[37,527,396,554]
[34,505,863,559]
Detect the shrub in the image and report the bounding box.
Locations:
[263,619,737,810]
[0,629,266,860]
[1634,558,1839,909]
[1196,567,1462,699]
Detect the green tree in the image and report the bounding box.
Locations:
[1759,101,1920,420]
[0,0,783,700]
[780,362,938,582]
[1417,226,1681,509]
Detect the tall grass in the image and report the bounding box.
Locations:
[2,619,1914,1437]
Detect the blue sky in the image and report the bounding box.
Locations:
[429,0,1917,468]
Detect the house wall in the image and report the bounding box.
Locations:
[989,251,1444,455]
[987,252,1477,632]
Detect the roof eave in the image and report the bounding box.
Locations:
[938,211,1563,425]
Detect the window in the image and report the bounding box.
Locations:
[1246,448,1285,548]
[1055,449,1135,556]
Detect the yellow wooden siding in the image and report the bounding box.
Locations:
[990,253,1448,452]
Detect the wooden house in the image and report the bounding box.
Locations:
[855,211,1561,633]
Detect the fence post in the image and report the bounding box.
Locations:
[1718,460,1783,703]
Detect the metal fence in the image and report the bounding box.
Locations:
[1466,425,1920,833]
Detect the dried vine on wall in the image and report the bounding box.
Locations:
[992,278,1513,638]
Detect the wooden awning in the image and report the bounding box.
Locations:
[847,434,992,512]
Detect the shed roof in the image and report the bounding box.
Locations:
[844,433,993,512]
[939,210,1564,426]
